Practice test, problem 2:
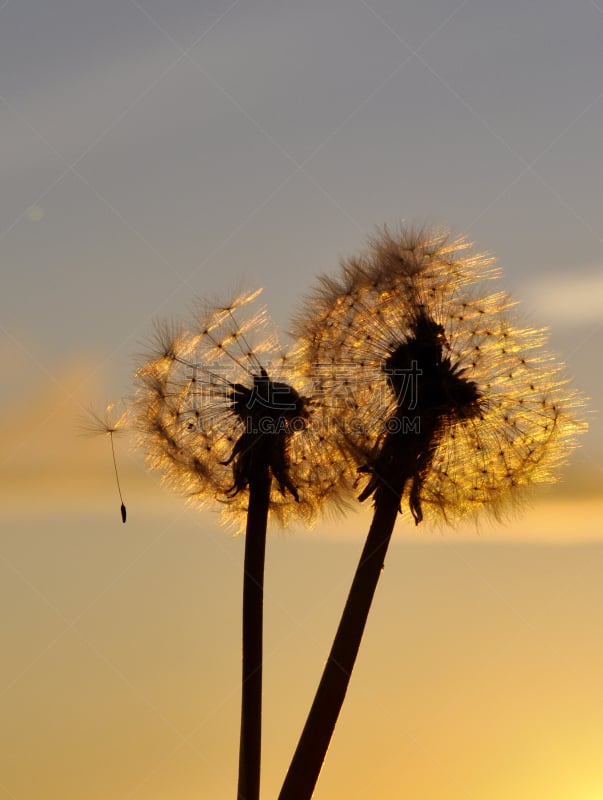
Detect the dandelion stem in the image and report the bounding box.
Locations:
[237,466,271,800]
[278,477,404,800]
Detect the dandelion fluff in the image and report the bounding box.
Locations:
[135,289,351,530]
[295,225,586,525]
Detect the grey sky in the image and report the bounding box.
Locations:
[1,0,601,460]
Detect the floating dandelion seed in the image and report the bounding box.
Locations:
[81,403,128,523]
[134,288,351,800]
[279,225,587,800]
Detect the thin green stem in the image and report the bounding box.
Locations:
[237,467,271,800]
[278,483,403,800]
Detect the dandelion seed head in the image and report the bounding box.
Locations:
[135,289,352,531]
[295,225,587,525]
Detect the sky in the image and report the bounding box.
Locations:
[1,1,602,798]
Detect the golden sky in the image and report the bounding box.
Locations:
[1,357,601,798]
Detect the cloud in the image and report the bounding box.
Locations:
[521,269,603,325]
[0,356,142,510]
[1,352,598,539]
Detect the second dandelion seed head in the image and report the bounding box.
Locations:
[295,225,587,526]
